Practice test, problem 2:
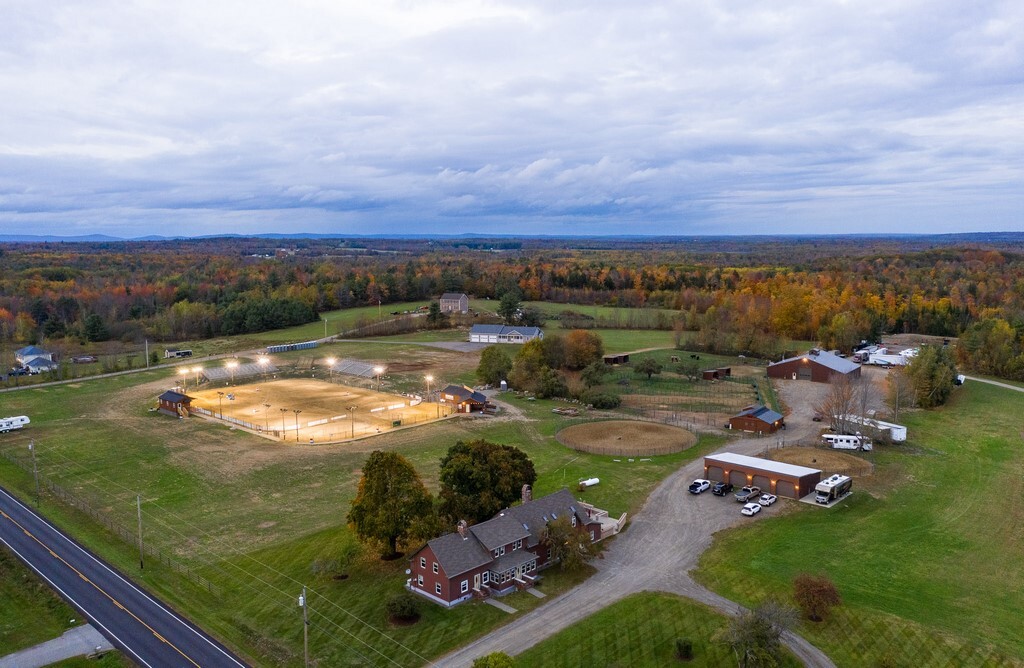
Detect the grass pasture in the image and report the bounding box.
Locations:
[188,378,446,443]
[697,381,1024,666]
[0,360,720,667]
[515,591,801,668]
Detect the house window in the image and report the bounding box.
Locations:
[493,546,505,557]
[483,572,489,583]
[435,583,441,595]
[432,562,438,574]
[591,530,596,541]
[571,516,577,527]
[417,575,423,586]
[420,557,426,569]
[461,580,469,594]
[513,539,522,550]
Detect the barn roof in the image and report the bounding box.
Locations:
[158,390,192,403]
[705,452,821,478]
[733,404,784,425]
[441,384,487,404]
[770,350,860,374]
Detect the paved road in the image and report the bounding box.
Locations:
[438,381,836,668]
[964,375,1024,393]
[0,624,113,668]
[0,486,250,668]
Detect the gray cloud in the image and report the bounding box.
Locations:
[0,0,1021,237]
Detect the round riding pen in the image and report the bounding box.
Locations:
[556,420,697,457]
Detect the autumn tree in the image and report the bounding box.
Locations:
[347,451,433,559]
[905,345,958,408]
[813,375,875,435]
[476,345,512,385]
[472,653,515,668]
[542,515,598,572]
[438,440,537,524]
[564,330,604,370]
[580,361,610,388]
[508,339,547,393]
[793,573,842,622]
[635,357,663,380]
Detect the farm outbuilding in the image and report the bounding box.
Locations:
[603,354,630,365]
[703,452,821,500]
[729,404,784,434]
[157,390,193,418]
[439,384,489,413]
[767,349,861,383]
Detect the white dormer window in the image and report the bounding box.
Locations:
[571,515,577,527]
[513,538,523,550]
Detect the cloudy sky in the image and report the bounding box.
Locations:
[1,1,1021,237]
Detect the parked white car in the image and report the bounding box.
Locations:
[688,479,711,494]
[758,494,777,507]
[741,503,761,516]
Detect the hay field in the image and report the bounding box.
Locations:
[556,420,697,456]
[189,378,446,443]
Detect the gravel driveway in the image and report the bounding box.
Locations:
[435,380,837,668]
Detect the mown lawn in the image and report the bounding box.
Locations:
[0,544,80,654]
[696,381,1024,666]
[0,366,712,667]
[516,592,801,668]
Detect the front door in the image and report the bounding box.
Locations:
[474,573,480,590]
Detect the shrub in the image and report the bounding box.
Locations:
[580,391,621,409]
[384,591,421,623]
[675,637,694,660]
[793,573,842,622]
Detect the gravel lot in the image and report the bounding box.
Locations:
[436,380,837,668]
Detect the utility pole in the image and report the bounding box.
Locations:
[299,587,309,668]
[28,440,39,506]
[145,340,150,369]
[137,494,145,570]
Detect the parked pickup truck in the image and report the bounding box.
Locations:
[712,482,734,496]
[734,485,761,503]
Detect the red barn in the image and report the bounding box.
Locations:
[767,349,861,383]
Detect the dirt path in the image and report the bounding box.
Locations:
[964,376,1024,393]
[436,382,835,668]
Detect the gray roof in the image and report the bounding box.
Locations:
[440,293,467,300]
[25,358,56,369]
[770,350,860,374]
[16,345,50,357]
[469,514,529,551]
[158,390,192,403]
[502,488,588,548]
[441,384,487,404]
[469,324,543,337]
[735,404,784,425]
[425,531,493,578]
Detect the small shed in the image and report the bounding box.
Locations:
[729,404,784,434]
[603,354,630,365]
[702,369,719,380]
[439,384,489,413]
[703,452,821,500]
[157,390,193,418]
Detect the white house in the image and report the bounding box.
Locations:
[469,325,544,344]
[15,345,54,366]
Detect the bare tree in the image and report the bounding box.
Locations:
[719,599,799,668]
[886,368,914,422]
[815,375,878,437]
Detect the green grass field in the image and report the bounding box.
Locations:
[0,545,80,654]
[696,381,1024,666]
[0,361,715,667]
[516,592,801,668]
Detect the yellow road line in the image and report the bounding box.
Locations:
[1,509,202,667]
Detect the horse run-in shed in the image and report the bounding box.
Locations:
[703,452,821,500]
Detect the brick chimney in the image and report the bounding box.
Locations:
[522,484,532,504]
[457,519,468,538]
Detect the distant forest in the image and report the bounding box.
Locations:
[1,235,1023,377]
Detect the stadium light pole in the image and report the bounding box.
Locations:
[425,375,433,401]
[299,587,309,668]
[192,366,203,388]
[348,405,357,439]
[263,403,271,431]
[178,367,189,391]
[258,356,269,382]
[374,366,384,392]
[293,409,302,443]
[280,408,288,438]
[217,391,224,419]
[225,360,239,385]
[326,357,336,383]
